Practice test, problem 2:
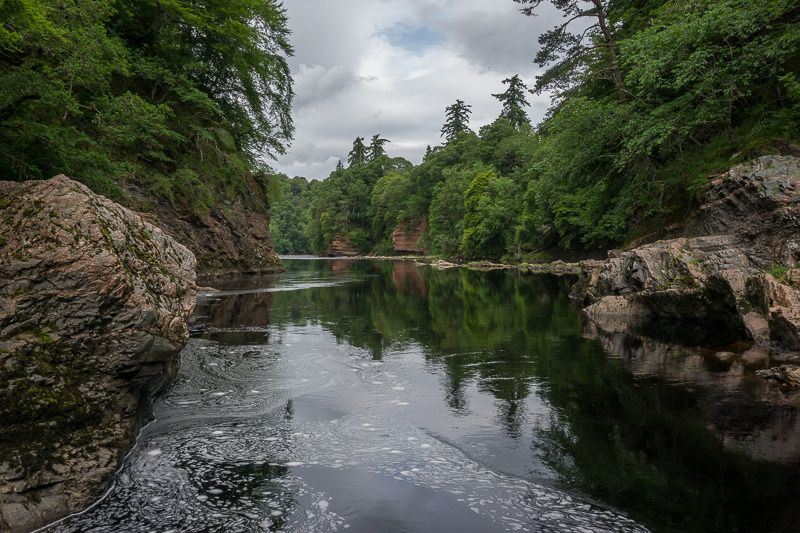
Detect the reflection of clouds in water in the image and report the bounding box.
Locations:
[56,328,645,533]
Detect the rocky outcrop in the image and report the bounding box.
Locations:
[0,176,196,532]
[392,219,427,254]
[326,235,359,257]
[140,200,281,277]
[577,156,800,368]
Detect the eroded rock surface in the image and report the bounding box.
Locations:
[577,156,800,381]
[141,199,281,277]
[0,176,196,532]
[326,235,359,257]
[392,219,427,254]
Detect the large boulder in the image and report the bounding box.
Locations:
[0,176,196,531]
[577,156,800,357]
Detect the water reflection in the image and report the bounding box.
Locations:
[265,260,800,532]
[55,259,800,533]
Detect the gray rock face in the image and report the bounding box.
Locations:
[0,176,196,532]
[577,156,800,373]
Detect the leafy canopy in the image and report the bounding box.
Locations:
[0,0,294,215]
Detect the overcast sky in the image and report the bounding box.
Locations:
[272,0,559,180]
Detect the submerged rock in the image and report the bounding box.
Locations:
[576,156,800,380]
[0,176,196,531]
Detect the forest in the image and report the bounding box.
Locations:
[0,0,293,216]
[271,0,800,260]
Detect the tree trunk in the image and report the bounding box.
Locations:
[592,0,627,102]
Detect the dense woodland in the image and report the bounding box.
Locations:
[1,1,799,260]
[271,0,800,259]
[0,0,293,215]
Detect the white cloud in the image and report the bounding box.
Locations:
[273,0,555,179]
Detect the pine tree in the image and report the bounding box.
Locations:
[440,100,472,143]
[424,145,433,161]
[347,136,367,167]
[513,0,627,101]
[492,75,531,129]
[336,159,344,171]
[368,134,390,160]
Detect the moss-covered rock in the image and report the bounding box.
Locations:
[0,175,196,531]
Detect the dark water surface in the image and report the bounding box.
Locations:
[54,259,800,532]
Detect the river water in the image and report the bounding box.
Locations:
[54,259,800,532]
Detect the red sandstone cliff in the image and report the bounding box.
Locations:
[392,219,427,254]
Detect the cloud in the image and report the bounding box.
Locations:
[273,0,555,180]
[293,64,359,109]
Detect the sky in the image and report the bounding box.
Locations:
[272,0,561,180]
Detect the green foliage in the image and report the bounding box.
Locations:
[440,99,473,143]
[279,0,800,260]
[768,264,791,280]
[514,0,627,101]
[368,134,390,161]
[516,0,800,251]
[269,176,313,254]
[304,156,412,254]
[427,169,472,257]
[370,172,413,242]
[461,169,521,259]
[492,75,531,129]
[0,0,294,217]
[348,137,368,167]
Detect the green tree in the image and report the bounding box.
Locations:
[441,99,473,142]
[461,169,521,259]
[368,134,390,160]
[370,171,413,249]
[513,0,627,101]
[269,175,313,254]
[348,136,368,167]
[492,75,531,129]
[427,169,472,257]
[0,0,294,214]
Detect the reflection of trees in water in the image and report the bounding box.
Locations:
[266,260,800,532]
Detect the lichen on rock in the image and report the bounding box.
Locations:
[0,175,196,532]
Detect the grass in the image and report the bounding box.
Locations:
[768,264,791,280]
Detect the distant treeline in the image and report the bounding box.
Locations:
[271,0,800,260]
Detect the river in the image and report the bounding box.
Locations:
[52,259,800,532]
